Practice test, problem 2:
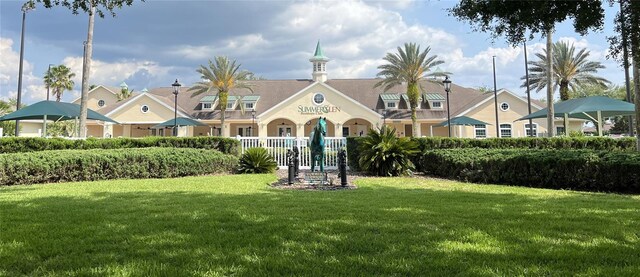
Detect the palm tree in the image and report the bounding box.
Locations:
[523,41,611,101]
[44,65,75,102]
[188,56,254,136]
[375,42,446,137]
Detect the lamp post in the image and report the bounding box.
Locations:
[172,79,181,136]
[15,2,35,136]
[251,110,256,136]
[443,76,452,137]
[382,110,387,126]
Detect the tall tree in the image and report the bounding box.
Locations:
[375,43,446,137]
[43,65,76,102]
[450,0,605,137]
[522,41,610,101]
[0,98,20,136]
[25,0,143,137]
[188,56,254,137]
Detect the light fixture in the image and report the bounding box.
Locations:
[443,76,452,137]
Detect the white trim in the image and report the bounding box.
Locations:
[260,81,382,119]
[312,93,326,105]
[524,123,538,137]
[473,124,487,138]
[140,105,150,113]
[105,93,189,118]
[456,89,543,117]
[97,99,106,107]
[71,85,118,103]
[499,102,510,111]
[429,100,443,109]
[202,102,213,110]
[384,101,399,109]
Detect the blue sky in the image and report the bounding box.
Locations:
[0,0,624,104]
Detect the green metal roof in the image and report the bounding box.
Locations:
[435,116,491,127]
[423,93,445,101]
[241,95,260,102]
[153,117,207,128]
[380,93,401,101]
[402,94,422,102]
[310,41,329,61]
[226,95,240,102]
[200,95,218,102]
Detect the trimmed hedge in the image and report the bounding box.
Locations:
[413,137,637,151]
[420,148,640,193]
[0,136,240,156]
[346,137,365,171]
[0,148,238,186]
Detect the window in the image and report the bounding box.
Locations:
[431,101,442,108]
[500,102,510,111]
[474,124,487,138]
[499,123,512,138]
[245,102,254,110]
[313,93,325,105]
[97,99,105,107]
[557,126,566,136]
[386,102,397,108]
[342,127,350,137]
[202,103,212,110]
[141,105,149,113]
[226,101,235,110]
[525,123,538,137]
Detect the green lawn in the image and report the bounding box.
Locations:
[1,175,639,276]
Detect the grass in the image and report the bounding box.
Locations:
[1,175,639,276]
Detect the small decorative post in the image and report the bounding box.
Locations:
[287,149,295,185]
[338,148,347,187]
[292,146,300,177]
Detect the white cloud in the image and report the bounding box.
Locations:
[0,37,45,101]
[62,56,172,89]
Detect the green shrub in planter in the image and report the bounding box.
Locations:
[237,147,277,174]
[358,126,419,176]
[0,147,238,186]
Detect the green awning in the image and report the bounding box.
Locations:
[0,100,118,123]
[152,117,208,128]
[517,96,635,121]
[435,116,491,127]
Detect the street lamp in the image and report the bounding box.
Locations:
[172,79,181,136]
[251,109,256,136]
[443,76,452,137]
[382,110,387,125]
[15,2,35,136]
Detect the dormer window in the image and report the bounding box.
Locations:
[380,93,401,110]
[245,102,254,110]
[202,102,213,110]
[423,93,446,110]
[386,102,397,108]
[431,101,442,108]
[226,101,235,110]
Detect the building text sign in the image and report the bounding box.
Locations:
[298,105,341,115]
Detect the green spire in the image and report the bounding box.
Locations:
[311,40,329,61]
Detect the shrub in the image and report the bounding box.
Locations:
[237,147,277,174]
[358,126,419,176]
[0,148,238,186]
[420,148,640,193]
[0,136,240,155]
[346,137,365,171]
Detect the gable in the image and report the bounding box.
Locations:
[72,86,119,111]
[106,93,188,123]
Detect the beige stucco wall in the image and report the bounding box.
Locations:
[108,94,177,124]
[86,125,103,138]
[72,86,119,111]
[258,82,381,138]
[18,122,43,137]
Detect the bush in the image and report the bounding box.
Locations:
[358,126,419,176]
[237,147,277,174]
[0,148,238,186]
[420,148,640,193]
[0,136,240,156]
[346,137,365,171]
[412,137,637,151]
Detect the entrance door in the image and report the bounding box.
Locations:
[278,126,293,137]
[404,124,412,137]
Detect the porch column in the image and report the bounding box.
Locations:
[296,123,305,138]
[415,123,422,137]
[334,122,343,137]
[259,123,267,138]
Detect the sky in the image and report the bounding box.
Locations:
[0,0,626,104]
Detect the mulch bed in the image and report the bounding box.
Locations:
[271,169,362,190]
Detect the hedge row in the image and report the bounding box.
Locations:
[419,148,640,193]
[0,137,240,155]
[413,137,638,151]
[0,148,239,186]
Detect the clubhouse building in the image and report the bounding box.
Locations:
[20,43,583,138]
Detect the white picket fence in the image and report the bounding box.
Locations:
[238,136,347,169]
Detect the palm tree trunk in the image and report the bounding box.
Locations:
[546,28,555,137]
[408,82,419,137]
[79,4,95,138]
[633,58,639,151]
[559,81,570,101]
[220,92,228,137]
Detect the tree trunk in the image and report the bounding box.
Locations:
[634,59,639,151]
[79,4,95,138]
[220,91,228,137]
[559,81,570,101]
[408,82,419,137]
[546,29,555,137]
